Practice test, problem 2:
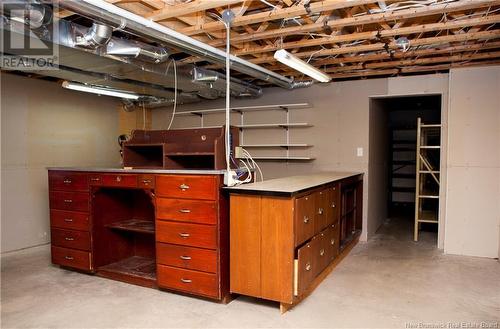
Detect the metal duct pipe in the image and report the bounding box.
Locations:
[74,22,112,48]
[58,0,297,89]
[191,67,262,97]
[1,1,52,29]
[106,38,169,63]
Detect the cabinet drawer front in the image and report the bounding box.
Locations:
[314,230,330,277]
[51,246,91,271]
[100,174,138,188]
[156,198,217,225]
[314,190,329,234]
[156,243,217,273]
[294,194,315,246]
[157,264,219,298]
[50,210,89,231]
[327,222,341,259]
[156,175,217,200]
[49,171,88,192]
[294,238,317,296]
[49,191,89,212]
[51,228,91,251]
[156,221,217,249]
[138,174,155,189]
[325,184,340,226]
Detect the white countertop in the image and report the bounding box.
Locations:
[226,171,362,195]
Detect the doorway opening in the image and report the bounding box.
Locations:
[369,94,442,244]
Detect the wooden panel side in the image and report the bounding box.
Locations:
[229,194,262,297]
[261,197,295,303]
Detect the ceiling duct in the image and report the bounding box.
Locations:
[74,22,112,49]
[106,38,169,63]
[57,0,308,89]
[1,1,52,29]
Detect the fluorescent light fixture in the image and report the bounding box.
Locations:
[273,49,331,83]
[62,81,140,100]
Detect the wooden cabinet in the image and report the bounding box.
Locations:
[48,169,229,302]
[228,172,363,311]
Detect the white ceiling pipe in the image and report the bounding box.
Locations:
[58,0,297,89]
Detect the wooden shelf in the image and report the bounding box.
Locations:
[98,256,156,283]
[106,219,155,234]
[240,144,311,148]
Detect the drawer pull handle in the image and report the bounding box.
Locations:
[303,216,310,224]
[63,179,72,184]
[180,255,191,260]
[179,209,191,213]
[181,278,192,283]
[179,233,190,238]
[64,199,73,203]
[318,208,324,215]
[331,202,336,208]
[331,238,335,245]
[142,179,151,184]
[116,176,122,182]
[65,237,75,241]
[305,262,311,271]
[65,256,74,260]
[179,184,190,190]
[64,218,73,222]
[90,177,100,182]
[320,249,325,256]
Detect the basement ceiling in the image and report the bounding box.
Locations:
[57,0,500,83]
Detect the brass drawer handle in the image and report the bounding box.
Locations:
[65,237,75,241]
[331,202,336,208]
[90,177,100,182]
[116,176,122,182]
[181,278,192,283]
[63,179,72,184]
[179,183,190,190]
[318,208,324,215]
[63,199,73,203]
[331,238,335,245]
[64,256,74,260]
[142,179,151,184]
[305,262,311,271]
[320,249,325,256]
[64,218,73,222]
[179,209,191,213]
[180,255,191,260]
[303,216,310,224]
[179,233,190,238]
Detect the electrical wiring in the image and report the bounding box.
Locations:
[241,148,264,182]
[166,58,177,130]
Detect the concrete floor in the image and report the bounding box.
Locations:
[2,217,499,328]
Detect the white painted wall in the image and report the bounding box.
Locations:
[1,73,121,253]
[444,67,500,258]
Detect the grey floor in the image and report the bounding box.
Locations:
[2,217,500,329]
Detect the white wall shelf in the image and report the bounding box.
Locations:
[250,156,315,161]
[240,144,312,148]
[176,103,310,116]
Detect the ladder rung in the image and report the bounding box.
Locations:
[418,219,439,223]
[419,195,439,199]
[421,124,441,128]
[420,146,440,149]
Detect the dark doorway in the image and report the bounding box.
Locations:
[369,95,441,242]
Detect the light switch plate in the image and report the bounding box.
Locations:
[357,147,363,157]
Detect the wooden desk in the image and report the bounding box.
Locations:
[48,168,230,302]
[226,172,363,312]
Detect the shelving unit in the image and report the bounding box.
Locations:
[414,117,441,242]
[175,103,314,162]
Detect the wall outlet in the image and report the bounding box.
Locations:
[224,170,238,186]
[235,146,244,159]
[357,147,363,157]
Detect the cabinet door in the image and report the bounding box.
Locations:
[294,194,315,246]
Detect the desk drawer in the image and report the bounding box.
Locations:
[51,228,91,251]
[51,246,91,271]
[138,174,155,189]
[294,194,316,246]
[157,264,219,298]
[49,191,89,212]
[294,237,318,296]
[156,243,217,273]
[50,210,89,231]
[156,198,217,225]
[49,171,88,192]
[156,221,217,249]
[156,175,217,200]
[100,174,137,188]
